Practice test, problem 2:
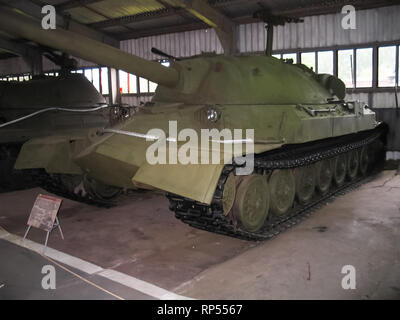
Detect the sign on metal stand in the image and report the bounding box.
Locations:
[23,194,64,253]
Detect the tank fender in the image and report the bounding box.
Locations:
[14,136,83,175]
[132,163,224,205]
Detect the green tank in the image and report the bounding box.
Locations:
[0,6,386,239]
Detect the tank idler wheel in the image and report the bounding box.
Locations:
[233,174,270,233]
[347,150,359,180]
[294,165,315,204]
[333,154,347,186]
[269,169,296,216]
[84,176,122,201]
[316,159,333,195]
[222,173,236,216]
[359,146,369,176]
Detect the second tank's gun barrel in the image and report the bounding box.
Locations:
[0,6,179,88]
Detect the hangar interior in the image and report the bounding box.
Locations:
[0,0,399,300]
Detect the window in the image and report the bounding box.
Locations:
[92,68,100,92]
[356,48,373,88]
[338,49,354,88]
[139,77,149,93]
[84,69,93,83]
[83,67,105,94]
[100,67,109,95]
[301,52,316,71]
[378,46,396,87]
[119,70,128,94]
[282,53,297,63]
[397,45,400,86]
[117,60,169,95]
[128,74,137,94]
[119,70,140,94]
[318,51,334,75]
[71,67,108,95]
[0,74,29,82]
[149,81,158,93]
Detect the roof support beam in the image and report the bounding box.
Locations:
[89,8,177,29]
[0,38,38,57]
[118,22,207,40]
[0,37,43,74]
[0,0,119,47]
[55,0,104,12]
[164,0,237,54]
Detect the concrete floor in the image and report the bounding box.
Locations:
[0,170,399,299]
[0,239,153,299]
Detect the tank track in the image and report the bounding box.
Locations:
[27,170,119,208]
[167,124,387,241]
[0,142,118,206]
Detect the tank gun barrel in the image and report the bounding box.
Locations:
[0,6,179,88]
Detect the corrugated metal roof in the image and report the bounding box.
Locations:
[40,0,67,5]
[88,0,164,18]
[65,6,106,24]
[62,0,165,24]
[24,0,399,40]
[119,5,400,58]
[0,0,398,57]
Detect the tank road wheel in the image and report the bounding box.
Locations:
[316,159,333,195]
[294,165,315,204]
[347,150,359,180]
[222,173,236,216]
[359,146,369,176]
[84,176,122,201]
[269,170,296,216]
[333,154,347,186]
[233,174,270,233]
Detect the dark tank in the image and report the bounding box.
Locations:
[0,73,129,201]
[0,73,111,192]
